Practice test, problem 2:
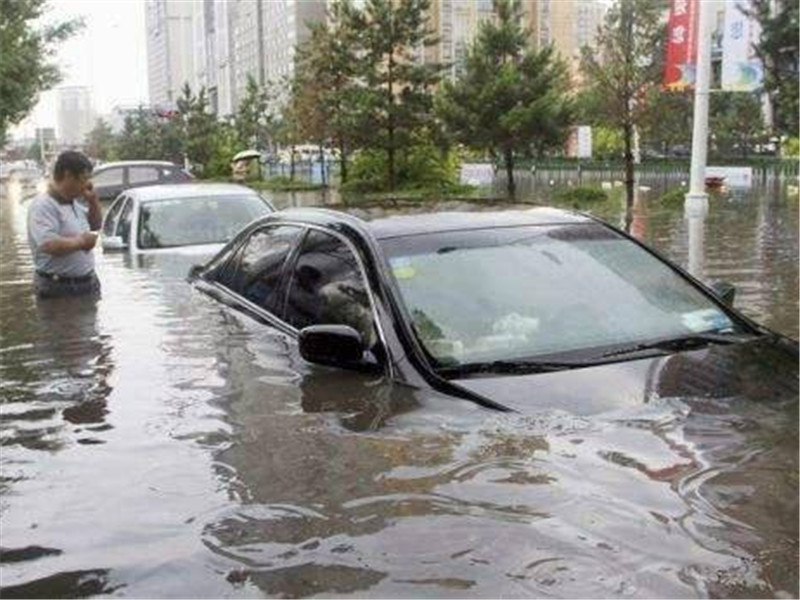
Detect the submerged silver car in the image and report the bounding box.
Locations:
[101,183,274,256]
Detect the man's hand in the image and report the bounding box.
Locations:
[84,181,99,204]
[78,231,98,251]
[40,231,97,256]
[84,181,103,230]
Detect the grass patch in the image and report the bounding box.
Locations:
[658,186,688,208]
[247,176,326,192]
[552,186,608,204]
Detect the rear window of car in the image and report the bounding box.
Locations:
[129,166,160,185]
[93,168,123,186]
[137,194,270,249]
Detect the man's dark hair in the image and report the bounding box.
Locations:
[53,151,93,181]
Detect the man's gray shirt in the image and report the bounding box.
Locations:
[27,192,95,277]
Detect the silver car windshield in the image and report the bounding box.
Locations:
[138,195,270,249]
[380,224,737,366]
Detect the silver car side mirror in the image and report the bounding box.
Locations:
[102,235,127,251]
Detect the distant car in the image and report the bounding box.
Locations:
[190,208,797,415]
[1,160,41,182]
[92,160,193,202]
[101,183,275,255]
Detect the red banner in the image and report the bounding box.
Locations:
[663,0,698,90]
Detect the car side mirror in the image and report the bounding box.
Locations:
[102,235,127,251]
[299,325,367,370]
[710,281,736,306]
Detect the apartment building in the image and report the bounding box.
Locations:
[56,86,94,146]
[145,0,195,106]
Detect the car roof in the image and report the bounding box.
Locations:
[94,160,178,170]
[277,207,594,240]
[126,183,260,202]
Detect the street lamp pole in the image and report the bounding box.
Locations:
[685,0,713,208]
[684,0,713,279]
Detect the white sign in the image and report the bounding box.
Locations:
[460,163,494,186]
[577,126,593,159]
[721,2,763,91]
[706,166,753,188]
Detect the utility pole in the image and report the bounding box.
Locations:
[685,0,713,208]
[685,0,713,278]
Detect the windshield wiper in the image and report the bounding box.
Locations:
[600,331,748,359]
[438,358,588,378]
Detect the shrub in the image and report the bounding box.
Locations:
[658,186,686,207]
[343,140,462,194]
[782,137,799,158]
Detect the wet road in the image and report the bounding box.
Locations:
[1,178,797,598]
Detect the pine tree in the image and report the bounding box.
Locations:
[357,0,442,191]
[293,0,363,183]
[437,0,573,197]
[580,0,662,215]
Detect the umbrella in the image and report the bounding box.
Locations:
[232,149,261,162]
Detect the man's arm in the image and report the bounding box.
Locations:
[40,234,96,256]
[84,183,102,230]
[29,199,97,257]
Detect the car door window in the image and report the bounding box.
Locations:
[214,225,303,314]
[102,195,126,236]
[92,168,123,187]
[117,198,134,243]
[284,230,377,347]
[128,166,159,185]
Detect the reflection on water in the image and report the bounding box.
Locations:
[1,178,797,598]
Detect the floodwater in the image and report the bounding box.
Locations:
[1,175,797,598]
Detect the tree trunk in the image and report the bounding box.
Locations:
[290,144,296,182]
[319,144,326,186]
[338,138,348,184]
[387,51,396,192]
[504,147,516,198]
[623,121,635,232]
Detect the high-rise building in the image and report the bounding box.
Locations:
[260,0,326,91]
[425,0,607,80]
[227,0,325,112]
[145,0,195,106]
[192,0,237,115]
[525,0,607,74]
[56,86,94,146]
[426,0,495,79]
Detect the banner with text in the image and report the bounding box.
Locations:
[663,0,698,90]
[721,2,763,91]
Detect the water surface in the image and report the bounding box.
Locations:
[1,178,797,598]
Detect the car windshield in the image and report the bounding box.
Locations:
[380,223,739,368]
[138,194,269,249]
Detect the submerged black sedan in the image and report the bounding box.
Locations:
[190,208,798,414]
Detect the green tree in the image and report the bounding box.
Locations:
[580,0,662,213]
[25,138,43,163]
[639,89,693,156]
[275,78,305,182]
[437,0,574,196]
[0,0,83,142]
[741,0,798,138]
[116,106,162,160]
[234,75,273,151]
[206,117,239,178]
[176,84,218,174]
[710,92,765,158]
[357,0,442,190]
[84,118,117,161]
[293,0,363,183]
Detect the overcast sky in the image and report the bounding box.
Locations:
[13,0,148,139]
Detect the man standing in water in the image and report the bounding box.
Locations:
[27,151,102,298]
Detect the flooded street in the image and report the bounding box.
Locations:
[1,178,797,598]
